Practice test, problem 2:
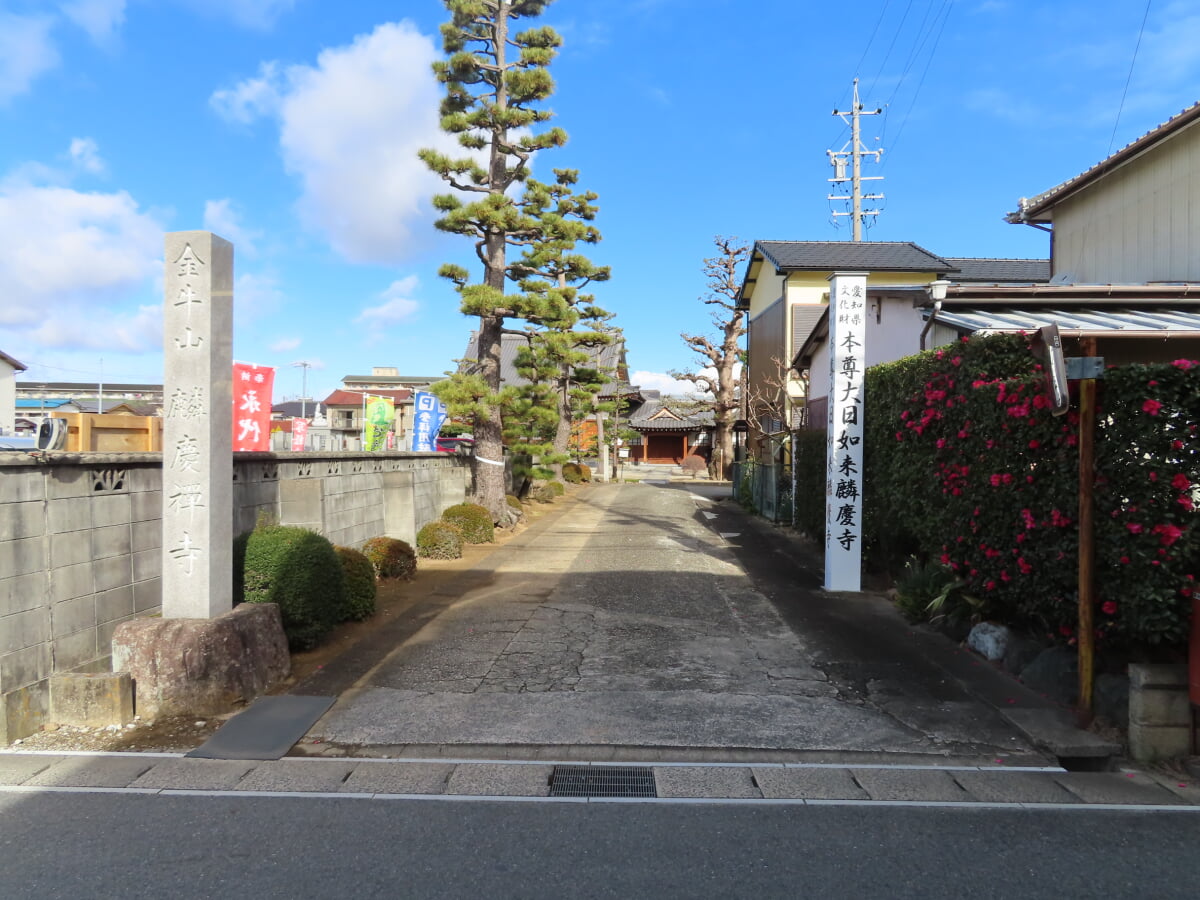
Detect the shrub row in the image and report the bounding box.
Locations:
[850,335,1198,652]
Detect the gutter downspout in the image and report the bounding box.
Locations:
[919,300,942,351]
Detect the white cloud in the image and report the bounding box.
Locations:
[234,271,283,323]
[209,61,283,124]
[0,13,59,103]
[212,22,459,264]
[204,198,260,256]
[61,0,126,44]
[356,276,421,326]
[28,303,160,352]
[69,137,106,175]
[270,336,301,352]
[0,180,163,333]
[631,370,706,397]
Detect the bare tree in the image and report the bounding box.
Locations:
[672,236,751,480]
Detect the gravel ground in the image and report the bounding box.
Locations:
[6,715,227,753]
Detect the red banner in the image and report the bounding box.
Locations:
[232,363,274,451]
[291,417,309,451]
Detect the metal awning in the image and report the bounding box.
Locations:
[929,306,1200,337]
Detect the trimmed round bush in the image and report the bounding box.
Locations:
[441,502,495,543]
[562,462,592,484]
[241,525,346,650]
[417,521,463,559]
[681,455,707,475]
[361,536,417,580]
[335,546,377,621]
[532,480,565,502]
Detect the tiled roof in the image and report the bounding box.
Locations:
[342,374,442,385]
[756,240,955,273]
[322,388,412,407]
[1010,100,1200,221]
[942,258,1050,283]
[629,397,714,431]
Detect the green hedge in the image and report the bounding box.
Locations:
[441,502,495,543]
[417,521,463,559]
[361,536,417,580]
[562,462,591,483]
[335,546,377,621]
[861,336,1198,651]
[239,525,347,650]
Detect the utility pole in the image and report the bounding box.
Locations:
[829,79,884,241]
[291,360,312,419]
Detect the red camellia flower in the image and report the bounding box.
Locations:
[1153,524,1184,545]
[1127,522,1143,534]
[1171,359,1196,370]
[1181,495,1195,511]
[990,474,1002,487]
[1029,440,1040,449]
[1172,473,1191,490]
[1101,601,1118,615]
[1120,556,1130,564]
[1143,399,1162,415]
[1149,471,1157,481]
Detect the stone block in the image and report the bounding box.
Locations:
[1,678,49,744]
[0,572,48,618]
[51,595,97,639]
[131,519,161,552]
[130,490,162,523]
[91,524,132,560]
[1129,663,1188,690]
[124,467,161,493]
[111,603,289,719]
[54,627,99,670]
[0,643,51,692]
[91,493,132,528]
[0,607,50,654]
[967,622,1010,662]
[132,578,161,613]
[0,501,45,542]
[1129,722,1193,762]
[94,555,132,592]
[46,468,93,499]
[132,548,160,583]
[0,536,47,579]
[0,471,45,504]
[47,497,91,535]
[50,672,134,728]
[50,562,94,604]
[96,585,134,624]
[1130,683,1191,726]
[50,531,94,568]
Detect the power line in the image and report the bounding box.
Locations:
[880,0,955,165]
[1107,0,1153,157]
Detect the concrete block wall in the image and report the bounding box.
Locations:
[1128,663,1192,761]
[1,450,467,742]
[1,454,161,744]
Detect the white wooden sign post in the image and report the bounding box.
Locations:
[824,271,867,592]
[161,231,234,619]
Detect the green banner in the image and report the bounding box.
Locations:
[363,396,394,451]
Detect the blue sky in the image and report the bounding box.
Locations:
[1,0,1198,403]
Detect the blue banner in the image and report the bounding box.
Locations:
[411,391,447,452]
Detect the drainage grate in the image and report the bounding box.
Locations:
[549,765,657,798]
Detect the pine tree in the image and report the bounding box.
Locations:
[419,0,567,522]
[673,236,752,481]
[508,169,612,477]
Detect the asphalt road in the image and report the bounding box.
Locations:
[2,791,1196,899]
[315,483,1039,759]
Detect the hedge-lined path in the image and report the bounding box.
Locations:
[307,484,1048,761]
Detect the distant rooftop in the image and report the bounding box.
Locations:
[942,258,1051,284]
[756,240,955,273]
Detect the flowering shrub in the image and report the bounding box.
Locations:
[860,335,1198,652]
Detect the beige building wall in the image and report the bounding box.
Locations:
[1051,121,1200,282]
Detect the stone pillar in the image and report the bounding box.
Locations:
[1128,663,1191,761]
[824,271,867,592]
[161,231,234,619]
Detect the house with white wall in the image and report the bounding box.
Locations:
[0,351,27,435]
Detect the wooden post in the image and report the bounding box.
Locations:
[1077,336,1098,725]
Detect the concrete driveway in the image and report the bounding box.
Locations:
[310,484,1044,762]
